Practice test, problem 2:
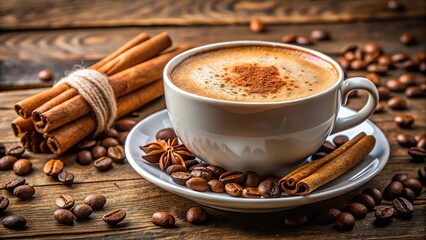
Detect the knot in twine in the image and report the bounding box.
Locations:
[57,69,116,136]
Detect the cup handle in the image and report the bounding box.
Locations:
[332,77,379,134]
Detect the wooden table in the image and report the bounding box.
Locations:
[1,1,425,239]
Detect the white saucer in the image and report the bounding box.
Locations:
[125,108,389,213]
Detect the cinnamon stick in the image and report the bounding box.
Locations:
[11,117,34,137]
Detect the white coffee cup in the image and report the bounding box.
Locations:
[163,41,379,174]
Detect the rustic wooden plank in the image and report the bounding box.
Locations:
[0,0,425,30]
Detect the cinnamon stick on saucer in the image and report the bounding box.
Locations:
[279,133,376,196]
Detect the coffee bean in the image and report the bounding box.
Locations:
[72,203,93,218]
[258,180,280,198]
[206,165,226,178]
[54,209,74,225]
[334,212,355,231]
[55,194,75,209]
[13,158,32,176]
[78,140,97,150]
[186,177,209,192]
[0,155,18,170]
[350,59,366,70]
[43,159,64,177]
[386,79,406,92]
[377,86,391,101]
[13,185,35,199]
[151,211,175,228]
[405,86,424,98]
[107,145,125,163]
[102,128,119,138]
[397,133,417,148]
[284,214,308,227]
[186,207,208,225]
[311,29,330,41]
[243,171,260,187]
[77,150,93,165]
[6,146,25,158]
[401,188,416,202]
[343,203,368,219]
[362,187,383,205]
[400,32,416,46]
[117,131,129,145]
[103,209,126,226]
[2,215,26,229]
[392,53,409,63]
[84,194,106,209]
[207,179,225,193]
[374,103,385,113]
[38,69,53,81]
[58,171,74,185]
[191,167,213,181]
[0,197,9,213]
[219,171,246,184]
[312,152,328,160]
[92,146,107,159]
[242,187,261,198]
[333,135,349,147]
[351,194,376,212]
[383,181,404,200]
[387,97,407,110]
[281,33,297,43]
[415,133,426,142]
[378,55,394,67]
[318,141,336,154]
[363,43,382,54]
[392,173,409,182]
[337,58,350,70]
[399,73,416,86]
[184,159,199,170]
[93,157,113,171]
[418,167,426,185]
[367,64,388,75]
[166,164,187,175]
[156,128,177,141]
[417,139,426,149]
[365,73,381,86]
[225,183,243,197]
[296,36,312,46]
[387,0,405,11]
[392,197,414,217]
[188,162,207,171]
[344,51,356,62]
[115,119,137,131]
[249,18,264,33]
[401,178,423,196]
[101,138,119,148]
[315,208,340,224]
[374,207,394,222]
[171,172,192,185]
[0,143,6,157]
[3,177,26,191]
[394,114,415,128]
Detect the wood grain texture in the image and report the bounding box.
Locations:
[0,0,425,30]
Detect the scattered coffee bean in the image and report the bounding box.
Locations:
[244,171,260,187]
[184,160,199,170]
[398,73,416,86]
[337,58,350,70]
[103,209,126,226]
[6,146,25,158]
[284,214,308,227]
[351,194,375,212]
[378,55,394,68]
[101,137,119,148]
[387,0,405,11]
[43,159,64,178]
[318,141,336,154]
[58,171,74,185]
[315,208,340,224]
[344,203,368,219]
[77,150,93,165]
[402,60,418,71]
[401,178,423,196]
[225,183,243,197]
[312,152,328,160]
[186,177,209,192]
[103,128,119,138]
[93,157,113,171]
[186,207,208,225]
[84,194,106,209]
[206,165,226,178]
[383,181,404,200]
[54,209,74,225]
[416,138,426,149]
[242,187,262,198]
[397,133,417,148]
[117,131,129,145]
[107,145,125,163]
[191,167,213,181]
[392,173,409,182]
[2,215,27,229]
[418,167,426,185]
[78,140,97,150]
[92,146,107,159]
[258,180,281,198]
[350,59,366,70]
[414,133,426,143]
[0,196,9,213]
[3,177,26,191]
[333,135,349,147]
[392,197,414,217]
[394,114,415,128]
[188,162,207,171]
[219,171,246,184]
[115,119,137,131]
[0,155,18,170]
[408,147,426,162]
[362,187,383,205]
[344,51,356,62]
[387,79,406,92]
[55,194,75,209]
[38,69,53,81]
[72,203,93,219]
[334,212,355,231]
[13,185,35,199]
[400,32,416,46]
[387,97,407,110]
[207,179,225,193]
[377,86,391,100]
[401,188,416,202]
[311,29,330,41]
[374,207,394,223]
[367,64,388,75]
[281,33,297,43]
[156,128,177,141]
[250,18,264,33]
[13,158,32,176]
[296,36,312,46]
[171,172,192,185]
[166,164,187,175]
[392,53,410,63]
[365,73,381,86]
[151,211,175,228]
[405,86,424,98]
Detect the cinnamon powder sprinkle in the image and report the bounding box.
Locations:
[226,64,287,94]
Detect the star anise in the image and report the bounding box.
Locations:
[139,138,195,171]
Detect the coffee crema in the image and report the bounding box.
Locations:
[171,45,338,102]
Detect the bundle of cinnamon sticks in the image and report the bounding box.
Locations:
[11,32,191,155]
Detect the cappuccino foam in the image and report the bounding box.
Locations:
[171,46,338,102]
